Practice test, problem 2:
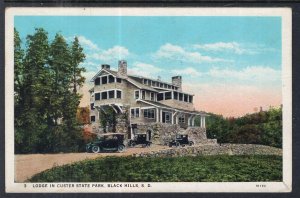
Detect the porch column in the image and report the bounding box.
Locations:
[160,109,163,123]
[156,108,159,123]
[200,116,203,128]
[203,116,206,128]
[191,116,195,127]
[188,115,193,127]
[172,111,178,125]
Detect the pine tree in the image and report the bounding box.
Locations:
[15,28,50,153]
[70,36,86,95]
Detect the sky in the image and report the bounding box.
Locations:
[15,16,282,117]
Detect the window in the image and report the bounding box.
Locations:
[150,92,155,101]
[135,90,140,99]
[102,92,107,99]
[164,84,168,88]
[174,92,178,100]
[144,109,155,119]
[91,116,96,122]
[184,94,188,102]
[141,90,146,99]
[90,103,95,110]
[108,75,115,83]
[151,81,155,86]
[108,90,115,99]
[179,115,185,123]
[157,93,164,101]
[95,93,100,100]
[148,80,151,86]
[189,95,193,103]
[117,90,121,99]
[165,113,170,122]
[116,78,122,83]
[95,78,100,85]
[160,83,163,88]
[168,85,172,89]
[143,79,147,84]
[165,92,172,100]
[101,76,107,84]
[131,108,140,118]
[179,93,183,101]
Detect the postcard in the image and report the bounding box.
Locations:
[5,7,292,193]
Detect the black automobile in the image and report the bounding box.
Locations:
[128,134,152,147]
[86,133,126,153]
[169,134,194,147]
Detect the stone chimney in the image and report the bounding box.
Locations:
[118,60,127,77]
[172,76,182,91]
[101,64,110,70]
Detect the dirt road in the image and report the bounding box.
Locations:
[15,145,169,182]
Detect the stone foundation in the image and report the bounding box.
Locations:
[134,123,213,145]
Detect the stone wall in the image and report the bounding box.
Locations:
[134,123,212,145]
[132,144,282,157]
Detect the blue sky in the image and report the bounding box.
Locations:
[14,16,282,116]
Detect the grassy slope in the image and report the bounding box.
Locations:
[29,155,282,182]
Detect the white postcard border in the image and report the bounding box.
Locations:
[5,7,292,193]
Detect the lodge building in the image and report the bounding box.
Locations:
[89,60,208,143]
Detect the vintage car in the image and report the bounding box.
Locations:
[168,134,194,147]
[86,133,126,153]
[128,134,152,147]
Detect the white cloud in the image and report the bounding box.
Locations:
[90,45,130,63]
[193,42,248,54]
[172,67,201,77]
[75,36,99,51]
[208,66,281,81]
[128,62,163,78]
[153,43,228,63]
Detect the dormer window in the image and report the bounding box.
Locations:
[95,78,100,85]
[108,75,115,83]
[141,90,145,99]
[101,76,107,84]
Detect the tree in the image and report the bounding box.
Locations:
[15,29,87,153]
[15,28,50,153]
[70,36,86,94]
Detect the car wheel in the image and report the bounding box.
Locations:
[118,144,126,152]
[92,146,100,153]
[189,141,194,146]
[175,142,180,147]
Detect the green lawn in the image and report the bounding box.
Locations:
[29,155,282,182]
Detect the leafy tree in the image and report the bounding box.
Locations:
[77,107,90,125]
[205,106,282,148]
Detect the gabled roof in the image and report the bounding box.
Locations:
[90,68,158,92]
[137,99,208,116]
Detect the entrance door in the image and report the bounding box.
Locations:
[162,111,171,123]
